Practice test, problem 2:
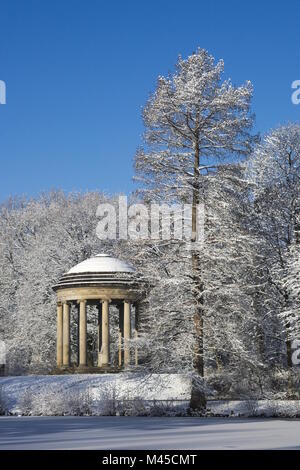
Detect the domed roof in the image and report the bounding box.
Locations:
[53,254,137,291]
[68,254,135,274]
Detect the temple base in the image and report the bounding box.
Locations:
[52,365,127,374]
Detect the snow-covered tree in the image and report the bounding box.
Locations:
[246,124,300,367]
[283,244,300,342]
[0,191,115,373]
[134,48,257,376]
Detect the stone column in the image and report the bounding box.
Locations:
[56,302,63,367]
[118,302,124,367]
[134,329,138,366]
[118,331,122,367]
[62,302,70,367]
[101,299,110,366]
[134,302,139,366]
[78,300,87,367]
[97,302,102,367]
[124,300,131,366]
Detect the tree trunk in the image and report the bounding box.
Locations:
[192,251,204,376]
[190,377,206,411]
[284,290,293,368]
[191,136,204,377]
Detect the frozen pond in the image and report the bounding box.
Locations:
[1,416,300,449]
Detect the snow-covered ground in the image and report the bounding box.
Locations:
[2,375,300,418]
[1,416,300,449]
[207,399,300,417]
[0,374,191,415]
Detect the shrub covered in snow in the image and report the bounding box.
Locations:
[0,374,191,416]
[19,386,93,416]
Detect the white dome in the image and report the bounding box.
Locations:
[67,254,135,274]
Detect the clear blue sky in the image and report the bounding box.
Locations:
[0,0,299,202]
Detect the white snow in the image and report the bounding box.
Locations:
[0,374,191,415]
[1,416,300,449]
[68,254,135,274]
[207,400,300,417]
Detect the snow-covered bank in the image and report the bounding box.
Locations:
[207,399,300,418]
[0,374,191,415]
[2,374,300,418]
